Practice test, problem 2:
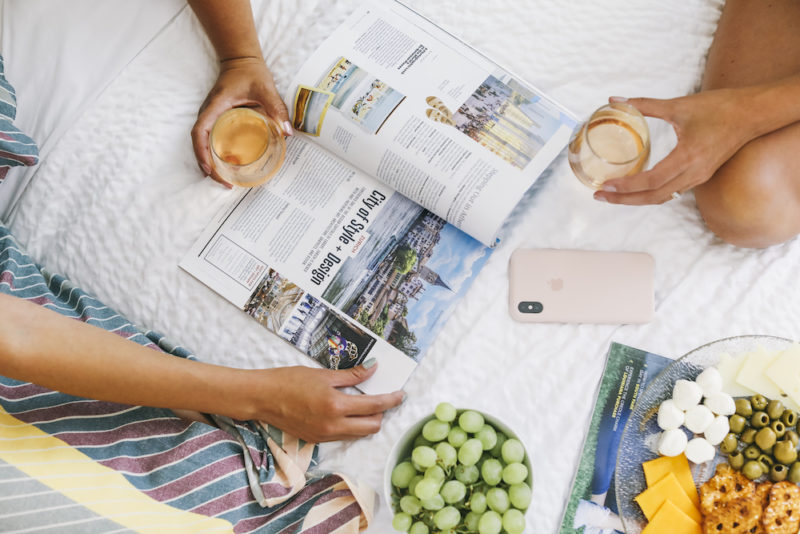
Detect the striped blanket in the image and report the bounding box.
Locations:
[0,224,372,533]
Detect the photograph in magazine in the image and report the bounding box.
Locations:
[313,56,406,135]
[560,343,672,534]
[243,268,375,370]
[321,192,490,360]
[293,86,335,136]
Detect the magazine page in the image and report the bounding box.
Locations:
[180,136,491,394]
[559,343,672,534]
[287,0,577,246]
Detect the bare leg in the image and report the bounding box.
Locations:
[694,0,800,248]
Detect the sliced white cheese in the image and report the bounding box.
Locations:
[735,347,785,401]
[717,352,756,398]
[765,344,800,411]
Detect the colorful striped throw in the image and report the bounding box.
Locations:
[0,55,39,182]
[0,223,372,533]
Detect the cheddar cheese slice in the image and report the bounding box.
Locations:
[641,499,701,534]
[635,472,701,523]
[642,454,699,508]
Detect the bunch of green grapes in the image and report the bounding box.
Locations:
[389,403,531,534]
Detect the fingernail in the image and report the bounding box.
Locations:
[594,193,608,202]
[282,121,294,137]
[601,184,617,192]
[362,357,377,369]
[609,96,628,102]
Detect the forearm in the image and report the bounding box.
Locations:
[736,73,800,141]
[0,294,258,420]
[188,0,263,61]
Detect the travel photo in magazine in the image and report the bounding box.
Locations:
[180,0,577,394]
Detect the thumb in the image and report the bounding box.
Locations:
[611,96,673,121]
[327,361,378,388]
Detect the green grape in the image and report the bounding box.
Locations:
[480,458,503,486]
[408,475,424,495]
[435,402,457,423]
[490,432,507,458]
[459,410,485,433]
[476,424,498,450]
[502,462,528,485]
[501,439,525,464]
[392,512,413,532]
[436,442,457,468]
[458,438,483,466]
[448,427,468,448]
[420,494,445,511]
[477,510,503,534]
[508,482,532,510]
[422,419,450,442]
[425,465,446,484]
[412,446,437,469]
[391,461,418,489]
[414,478,440,500]
[399,495,422,515]
[441,480,466,504]
[486,487,510,514]
[408,522,429,534]
[470,491,487,513]
[455,464,480,484]
[464,511,481,532]
[433,506,461,530]
[413,435,433,449]
[502,508,525,534]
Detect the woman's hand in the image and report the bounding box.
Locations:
[191,58,293,188]
[245,363,405,443]
[593,90,753,205]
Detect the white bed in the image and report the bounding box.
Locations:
[6,0,800,531]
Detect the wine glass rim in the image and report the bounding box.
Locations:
[584,103,650,165]
[210,107,280,168]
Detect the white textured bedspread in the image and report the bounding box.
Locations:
[11,0,800,531]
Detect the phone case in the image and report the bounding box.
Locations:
[508,249,654,324]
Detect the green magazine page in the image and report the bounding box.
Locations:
[559,342,671,534]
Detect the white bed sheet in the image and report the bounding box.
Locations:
[9,1,800,532]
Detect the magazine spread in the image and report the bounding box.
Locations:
[180,0,576,394]
[559,343,672,534]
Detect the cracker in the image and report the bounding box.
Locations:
[762,481,800,534]
[702,494,762,534]
[700,463,757,515]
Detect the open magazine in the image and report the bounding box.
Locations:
[180,0,577,394]
[559,343,672,534]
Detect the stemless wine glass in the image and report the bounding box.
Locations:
[568,102,650,189]
[210,107,287,188]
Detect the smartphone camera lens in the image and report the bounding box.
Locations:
[518,301,543,314]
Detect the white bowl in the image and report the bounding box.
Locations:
[383,408,534,515]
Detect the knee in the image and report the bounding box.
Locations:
[694,142,800,248]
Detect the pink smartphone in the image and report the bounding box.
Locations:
[508,248,655,324]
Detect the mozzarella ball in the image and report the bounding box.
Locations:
[704,391,736,416]
[658,428,689,457]
[695,367,723,396]
[658,399,685,430]
[703,415,730,445]
[672,379,703,411]
[685,437,716,464]
[684,404,714,434]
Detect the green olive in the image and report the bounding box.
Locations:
[742,460,764,480]
[771,463,789,482]
[720,433,740,454]
[741,428,758,444]
[758,454,774,469]
[735,398,754,418]
[767,400,786,421]
[790,462,800,483]
[729,451,745,470]
[751,411,770,429]
[771,420,787,439]
[782,410,798,427]
[755,427,777,450]
[786,430,800,447]
[728,414,747,434]
[773,440,798,465]
[751,394,769,411]
[744,444,761,460]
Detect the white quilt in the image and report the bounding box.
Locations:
[8,0,800,532]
